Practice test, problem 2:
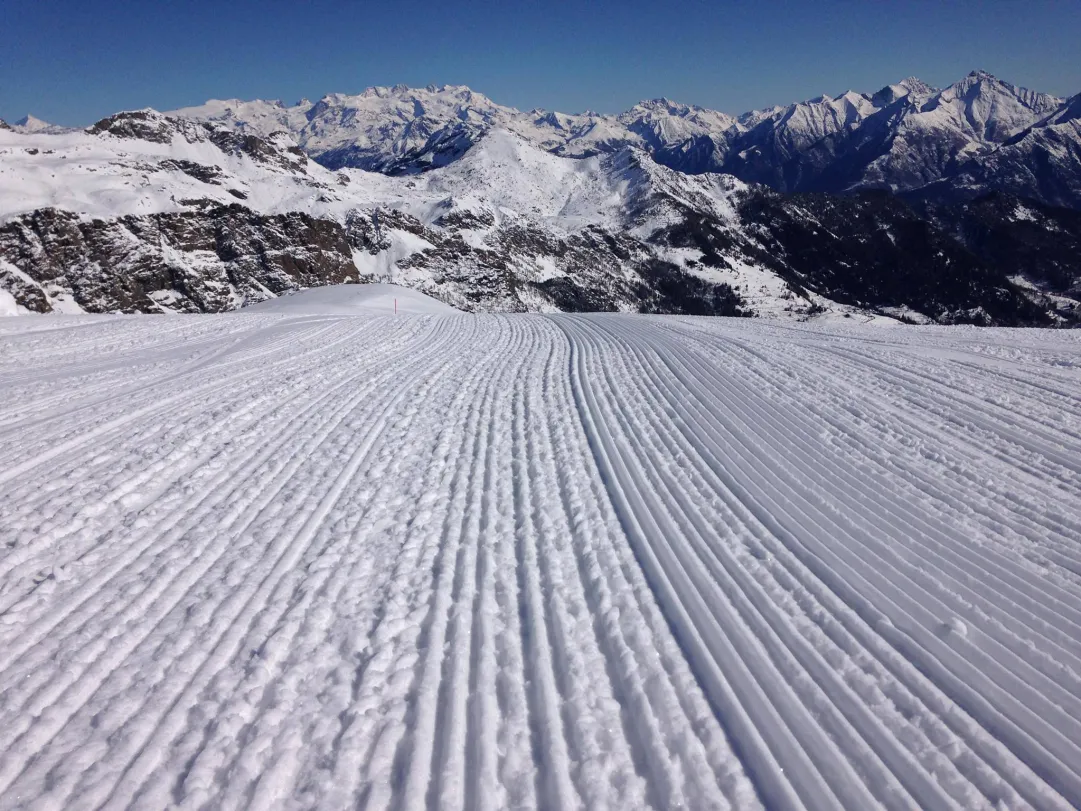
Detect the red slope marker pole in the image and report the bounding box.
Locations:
[394,297,397,315]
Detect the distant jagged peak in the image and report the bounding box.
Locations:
[626,96,736,121]
[828,90,877,114]
[156,70,1075,192]
[927,70,1065,143]
[941,68,1059,105]
[532,109,581,130]
[1047,92,1081,125]
[621,97,737,133]
[738,88,879,141]
[10,114,75,135]
[899,76,937,95]
[354,83,489,103]
[947,69,1009,96]
[632,97,697,113]
[15,114,49,130]
[871,76,936,108]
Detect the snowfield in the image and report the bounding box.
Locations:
[2,290,1081,810]
[244,284,459,316]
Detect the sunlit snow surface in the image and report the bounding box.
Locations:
[1,293,1081,810]
[243,284,458,316]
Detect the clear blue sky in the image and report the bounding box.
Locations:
[3,0,1080,126]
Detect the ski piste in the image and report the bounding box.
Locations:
[1,285,1079,809]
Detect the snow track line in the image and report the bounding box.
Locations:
[583,320,959,811]
[425,318,533,811]
[554,316,823,811]
[715,334,1081,569]
[675,325,1081,566]
[0,316,262,395]
[0,323,390,580]
[536,323,739,810]
[557,315,1081,808]
[657,329,1081,666]
[573,317,940,809]
[0,318,349,466]
[508,323,580,811]
[313,319,493,811]
[394,316,528,811]
[2,361,428,687]
[661,322,1081,808]
[159,323,479,811]
[809,343,1081,480]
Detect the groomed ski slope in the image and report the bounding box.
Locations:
[1,289,1081,810]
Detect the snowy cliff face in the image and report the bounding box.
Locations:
[853,71,1064,192]
[1,108,1078,323]
[929,93,1081,210]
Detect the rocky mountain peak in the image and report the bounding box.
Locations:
[871,77,937,108]
[87,109,202,144]
[932,71,1064,144]
[899,76,936,95]
[635,98,684,112]
[15,115,48,130]
[11,114,74,135]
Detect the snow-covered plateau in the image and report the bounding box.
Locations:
[1,287,1080,809]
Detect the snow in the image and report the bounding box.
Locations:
[1011,204,1039,222]
[1,310,1080,809]
[0,122,783,315]
[244,283,458,315]
[0,287,29,315]
[0,123,713,237]
[167,84,742,171]
[11,115,74,135]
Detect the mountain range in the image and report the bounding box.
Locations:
[1,71,1079,324]
[167,71,1080,209]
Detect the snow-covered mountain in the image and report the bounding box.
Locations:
[2,107,1077,323]
[167,72,1078,209]
[9,115,74,135]
[925,91,1081,210]
[168,85,743,176]
[0,111,763,315]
